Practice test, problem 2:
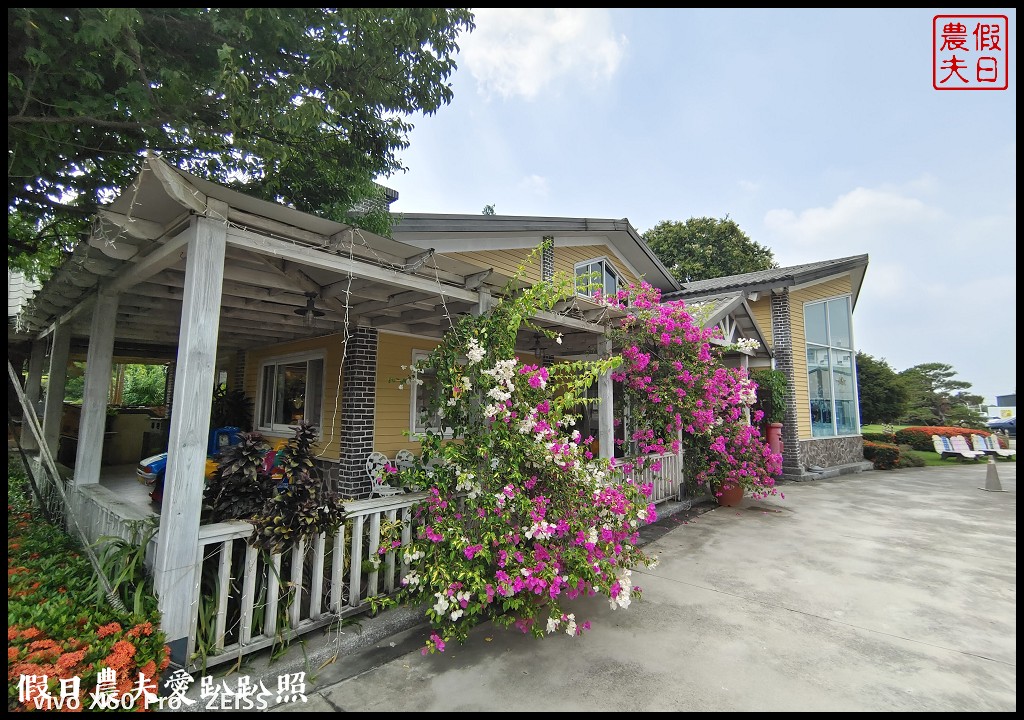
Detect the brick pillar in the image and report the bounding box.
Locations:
[338,326,378,497]
[164,362,176,413]
[541,236,554,281]
[233,352,245,391]
[771,289,803,476]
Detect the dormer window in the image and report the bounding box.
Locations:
[575,258,622,300]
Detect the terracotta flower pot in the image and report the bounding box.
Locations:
[716,481,744,507]
[767,422,783,456]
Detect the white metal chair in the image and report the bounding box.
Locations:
[393,448,418,491]
[394,449,416,471]
[367,451,402,498]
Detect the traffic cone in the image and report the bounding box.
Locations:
[980,457,1007,492]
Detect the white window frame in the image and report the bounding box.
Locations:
[409,349,456,438]
[256,351,325,435]
[574,257,623,299]
[804,296,861,438]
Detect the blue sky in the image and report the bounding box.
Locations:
[381,8,1016,407]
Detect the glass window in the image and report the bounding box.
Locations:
[827,298,852,349]
[833,350,856,436]
[410,350,450,436]
[805,302,828,345]
[257,355,324,433]
[805,297,859,437]
[575,258,622,299]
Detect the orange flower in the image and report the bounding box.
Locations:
[29,639,60,653]
[138,660,157,679]
[103,639,137,671]
[20,627,41,640]
[8,627,18,641]
[27,648,61,664]
[126,622,154,638]
[159,649,171,671]
[96,622,122,639]
[56,650,86,672]
[8,647,19,661]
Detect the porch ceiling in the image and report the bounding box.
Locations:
[12,155,620,358]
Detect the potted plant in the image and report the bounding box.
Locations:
[750,368,787,457]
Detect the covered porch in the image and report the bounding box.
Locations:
[12,154,680,670]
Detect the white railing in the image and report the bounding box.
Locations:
[189,492,423,670]
[184,451,684,668]
[619,450,684,505]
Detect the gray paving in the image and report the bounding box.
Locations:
[219,460,1018,712]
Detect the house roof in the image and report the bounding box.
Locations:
[9,155,625,359]
[391,213,682,293]
[7,270,40,320]
[681,291,772,358]
[664,254,870,308]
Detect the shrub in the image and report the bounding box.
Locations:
[863,440,900,470]
[862,432,896,444]
[748,368,788,426]
[8,459,170,712]
[894,425,982,451]
[896,452,925,468]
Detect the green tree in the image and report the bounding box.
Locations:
[8,8,476,278]
[121,364,167,406]
[898,362,982,426]
[642,216,777,283]
[855,352,908,424]
[62,363,86,403]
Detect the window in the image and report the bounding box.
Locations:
[575,258,623,299]
[805,297,859,437]
[257,353,324,433]
[409,350,450,436]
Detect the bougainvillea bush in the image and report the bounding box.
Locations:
[602,282,783,501]
[378,262,784,655]
[378,272,660,653]
[8,459,170,712]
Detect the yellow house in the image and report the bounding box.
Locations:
[663,255,871,479]
[224,212,694,486]
[9,154,857,667]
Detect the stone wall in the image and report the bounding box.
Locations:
[800,435,866,469]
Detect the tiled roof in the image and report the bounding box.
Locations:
[665,254,869,299]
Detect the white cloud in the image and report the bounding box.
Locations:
[460,9,628,100]
[519,174,549,196]
[763,186,944,260]
[759,183,1015,402]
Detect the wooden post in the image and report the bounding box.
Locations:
[41,323,72,458]
[74,291,119,484]
[20,340,47,452]
[597,336,614,460]
[154,205,227,667]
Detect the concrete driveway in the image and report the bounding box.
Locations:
[276,462,1016,712]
